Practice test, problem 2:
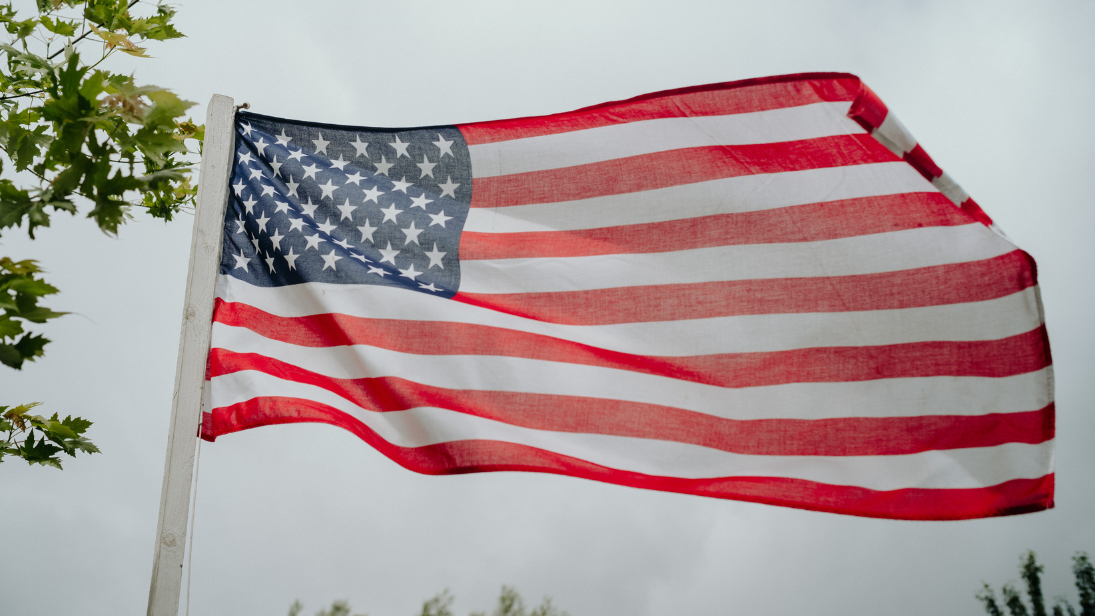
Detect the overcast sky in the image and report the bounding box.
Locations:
[2,1,1094,615]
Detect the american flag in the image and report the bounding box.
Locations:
[202,73,1054,520]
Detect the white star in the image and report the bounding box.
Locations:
[264,254,276,273]
[254,138,270,158]
[428,210,453,228]
[232,179,246,196]
[250,235,260,253]
[334,237,352,250]
[242,197,257,215]
[270,157,283,178]
[350,252,370,263]
[361,186,383,204]
[269,229,285,252]
[424,243,446,269]
[377,241,401,264]
[367,265,390,277]
[284,247,300,270]
[390,176,412,193]
[304,233,323,251]
[318,179,339,200]
[336,199,357,221]
[416,154,437,178]
[288,216,306,233]
[312,132,330,155]
[232,250,250,271]
[398,263,423,281]
[401,221,424,246]
[276,129,292,147]
[288,148,305,162]
[351,136,370,158]
[344,171,365,186]
[438,176,460,199]
[285,178,300,196]
[238,149,254,165]
[255,212,271,233]
[379,203,403,223]
[329,155,349,171]
[234,216,247,234]
[274,199,290,215]
[316,216,337,235]
[260,184,275,197]
[357,219,378,243]
[248,166,264,180]
[321,249,342,271]
[390,135,411,158]
[239,122,253,138]
[418,282,440,292]
[409,193,434,210]
[433,133,454,158]
[299,197,320,219]
[301,163,320,180]
[373,155,393,176]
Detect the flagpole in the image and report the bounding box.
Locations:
[146,93,235,616]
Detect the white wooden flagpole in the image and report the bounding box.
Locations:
[146,93,235,616]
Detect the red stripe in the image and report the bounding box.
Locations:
[208,351,1054,456]
[459,192,965,260]
[848,82,888,132]
[904,144,943,181]
[961,197,995,227]
[457,73,862,145]
[204,396,1054,520]
[470,134,896,208]
[453,251,1037,325]
[213,299,1050,387]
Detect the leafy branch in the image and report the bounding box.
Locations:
[1,401,99,468]
[0,256,63,368]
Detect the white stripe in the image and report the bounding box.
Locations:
[463,162,935,234]
[209,322,1052,421]
[468,102,860,177]
[216,276,1043,356]
[933,171,971,207]
[208,371,1054,490]
[459,224,1016,294]
[874,112,917,157]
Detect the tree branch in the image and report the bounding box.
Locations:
[0,89,45,101]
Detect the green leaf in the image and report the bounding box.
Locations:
[0,182,42,233]
[44,422,76,440]
[39,15,76,37]
[84,0,130,30]
[19,430,64,468]
[0,316,24,339]
[13,305,67,323]
[7,277,59,297]
[60,414,92,435]
[3,16,38,39]
[13,332,48,362]
[130,6,184,41]
[0,343,23,368]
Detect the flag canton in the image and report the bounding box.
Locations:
[220,112,472,298]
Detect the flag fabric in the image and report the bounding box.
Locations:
[201,72,1054,520]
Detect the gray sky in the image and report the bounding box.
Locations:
[2,0,1094,614]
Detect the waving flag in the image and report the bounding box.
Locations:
[201,73,1054,520]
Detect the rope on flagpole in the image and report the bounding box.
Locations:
[184,436,202,616]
